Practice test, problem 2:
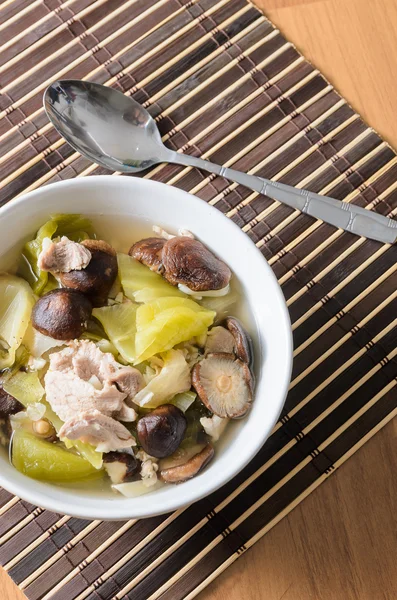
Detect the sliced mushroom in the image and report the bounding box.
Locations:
[137,404,187,458]
[162,237,231,292]
[160,443,214,483]
[32,289,92,340]
[192,353,253,418]
[225,317,253,365]
[103,451,140,484]
[59,240,118,306]
[129,237,165,273]
[205,326,235,355]
[0,387,23,418]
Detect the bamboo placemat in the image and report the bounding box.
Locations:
[1,0,397,598]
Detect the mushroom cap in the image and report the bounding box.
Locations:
[192,352,253,418]
[137,404,187,458]
[103,451,139,484]
[205,326,235,356]
[129,237,165,273]
[0,388,23,418]
[162,237,231,292]
[225,317,253,365]
[59,239,118,306]
[160,443,214,483]
[32,288,92,340]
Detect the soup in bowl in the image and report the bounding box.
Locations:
[0,176,292,519]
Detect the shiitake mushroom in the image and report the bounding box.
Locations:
[192,353,253,419]
[0,387,23,418]
[160,443,214,483]
[32,288,92,340]
[103,451,140,484]
[204,319,253,367]
[225,317,253,366]
[162,237,231,292]
[137,404,187,458]
[129,237,165,273]
[59,240,118,306]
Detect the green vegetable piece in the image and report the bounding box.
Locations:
[22,214,94,295]
[0,275,35,371]
[199,289,238,321]
[4,371,103,470]
[3,370,44,406]
[134,349,191,408]
[12,430,103,482]
[118,253,185,303]
[93,303,138,363]
[169,390,197,413]
[134,297,215,363]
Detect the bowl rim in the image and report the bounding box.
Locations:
[0,175,293,519]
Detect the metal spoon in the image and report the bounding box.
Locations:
[44,80,397,244]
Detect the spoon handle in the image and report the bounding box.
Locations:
[171,151,397,244]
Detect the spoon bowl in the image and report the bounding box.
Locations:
[44,80,168,173]
[44,79,397,244]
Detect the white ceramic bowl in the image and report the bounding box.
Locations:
[0,176,292,520]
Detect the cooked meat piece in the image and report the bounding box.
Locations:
[162,237,231,292]
[38,236,92,273]
[45,370,127,422]
[45,341,139,423]
[59,410,135,452]
[200,414,229,441]
[59,239,118,306]
[136,449,159,487]
[109,367,143,401]
[205,326,235,355]
[0,387,23,418]
[129,237,165,273]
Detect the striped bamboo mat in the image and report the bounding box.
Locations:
[1,0,397,598]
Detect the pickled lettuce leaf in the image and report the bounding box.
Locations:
[199,289,238,321]
[4,370,103,469]
[170,390,196,412]
[134,349,191,408]
[3,370,45,406]
[135,297,215,363]
[0,275,35,371]
[22,214,94,294]
[92,303,138,363]
[12,430,103,482]
[118,253,185,303]
[23,325,66,358]
[113,480,163,497]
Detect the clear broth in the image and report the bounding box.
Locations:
[2,214,257,499]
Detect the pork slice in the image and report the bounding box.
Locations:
[38,236,92,273]
[109,367,143,401]
[45,370,127,422]
[71,339,117,382]
[59,410,135,452]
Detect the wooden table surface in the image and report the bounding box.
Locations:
[2,1,397,599]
